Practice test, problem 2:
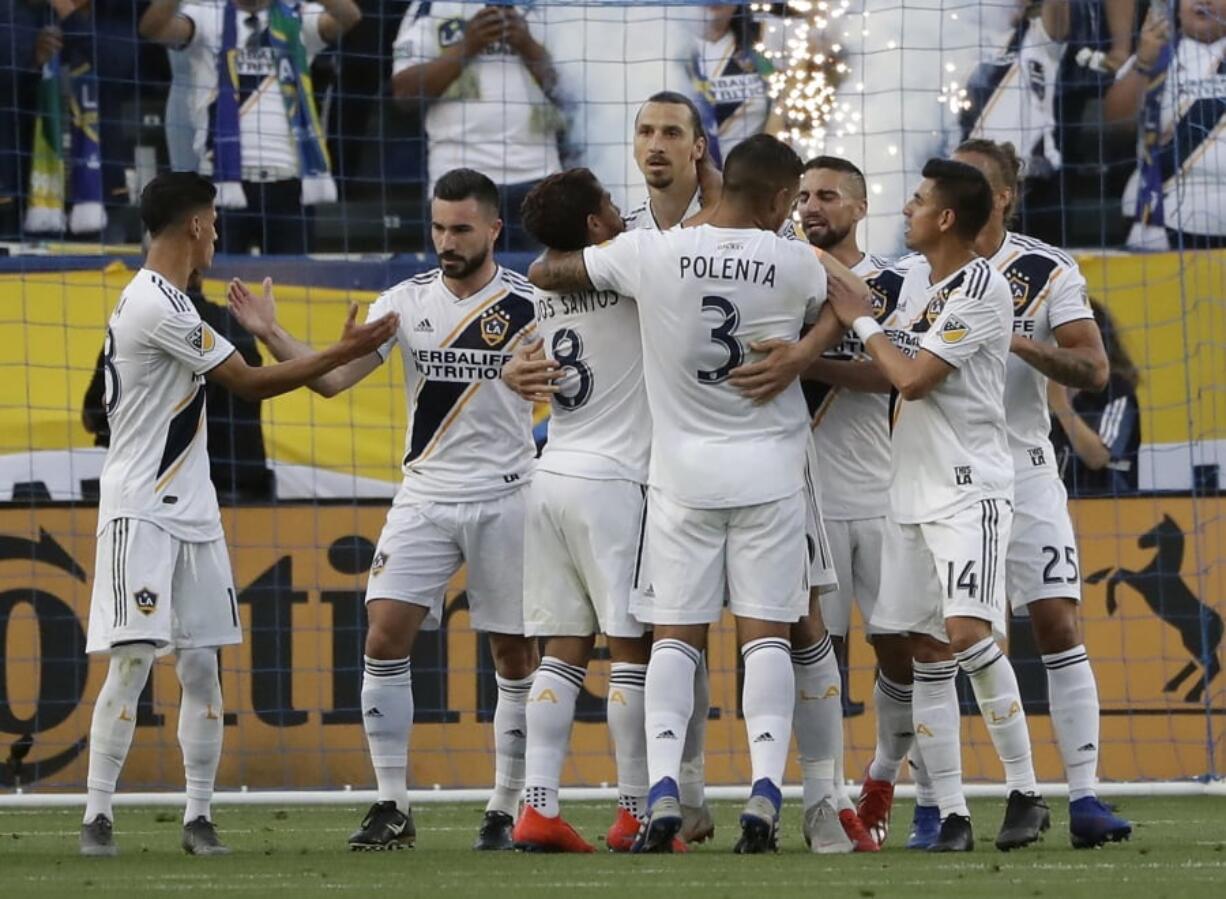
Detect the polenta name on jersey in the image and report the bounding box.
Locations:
[410,347,513,381]
[678,253,777,286]
[535,289,622,321]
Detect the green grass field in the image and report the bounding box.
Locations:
[1,798,1223,898]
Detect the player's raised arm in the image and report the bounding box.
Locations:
[207,302,398,401]
[228,276,386,398]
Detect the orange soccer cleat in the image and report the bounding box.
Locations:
[839,808,880,852]
[606,807,689,853]
[856,769,896,847]
[512,805,596,853]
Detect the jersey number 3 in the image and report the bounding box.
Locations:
[552,327,593,410]
[697,295,744,385]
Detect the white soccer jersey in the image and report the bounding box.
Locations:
[811,254,908,520]
[534,286,650,483]
[988,231,1093,483]
[584,225,826,509]
[889,257,1013,524]
[392,1,560,187]
[368,267,537,502]
[98,268,236,542]
[624,188,798,239]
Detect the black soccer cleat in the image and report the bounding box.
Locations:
[79,814,118,857]
[928,813,975,853]
[732,793,779,855]
[473,810,516,851]
[348,801,416,851]
[181,816,232,856]
[995,791,1051,851]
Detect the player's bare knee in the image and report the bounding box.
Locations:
[790,609,828,647]
[1028,597,1082,653]
[542,635,594,668]
[945,617,994,655]
[607,635,651,666]
[736,617,790,646]
[909,633,954,665]
[364,599,424,659]
[872,633,915,682]
[653,623,708,652]
[488,633,538,679]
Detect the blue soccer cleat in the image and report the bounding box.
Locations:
[1070,796,1132,849]
[631,777,684,853]
[906,804,941,850]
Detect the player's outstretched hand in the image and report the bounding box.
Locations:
[502,337,561,403]
[825,267,874,327]
[333,303,398,363]
[227,276,278,341]
[730,338,804,404]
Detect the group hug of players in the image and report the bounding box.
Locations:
[78,90,1134,859]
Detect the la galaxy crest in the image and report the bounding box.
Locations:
[1008,268,1033,310]
[133,587,158,616]
[480,306,512,347]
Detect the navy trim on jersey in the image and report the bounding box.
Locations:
[158,386,206,479]
[449,293,534,351]
[1156,51,1226,183]
[868,268,905,322]
[1001,252,1060,315]
[149,273,189,313]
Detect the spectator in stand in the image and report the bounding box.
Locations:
[1106,0,1226,250]
[0,0,140,240]
[687,3,784,165]
[1050,299,1141,496]
[83,270,275,502]
[961,0,1136,245]
[140,0,361,255]
[391,2,561,250]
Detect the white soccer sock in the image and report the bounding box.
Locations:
[832,743,854,812]
[741,638,794,790]
[608,662,648,818]
[645,639,699,788]
[1043,645,1100,801]
[868,673,914,784]
[362,655,413,814]
[912,659,968,818]
[956,637,1038,796]
[679,656,709,807]
[523,658,585,818]
[176,649,224,824]
[909,748,938,808]
[84,643,155,823]
[792,635,842,809]
[488,672,533,816]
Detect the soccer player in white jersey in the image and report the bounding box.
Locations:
[529,135,870,853]
[79,173,397,858]
[833,158,1050,852]
[500,168,687,854]
[227,169,539,852]
[953,139,1132,848]
[790,156,916,851]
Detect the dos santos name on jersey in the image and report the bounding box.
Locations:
[679,253,777,287]
[535,289,622,321]
[410,347,514,382]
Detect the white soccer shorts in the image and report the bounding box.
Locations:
[366,489,526,635]
[523,471,647,639]
[819,516,885,638]
[631,488,809,626]
[86,518,241,655]
[1006,474,1083,611]
[871,498,1012,642]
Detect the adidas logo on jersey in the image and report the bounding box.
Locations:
[414,318,434,332]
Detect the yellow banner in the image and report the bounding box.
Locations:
[0,498,1221,792]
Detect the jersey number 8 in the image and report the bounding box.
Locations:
[103,326,122,414]
[551,327,593,410]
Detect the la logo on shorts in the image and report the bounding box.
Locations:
[371,550,389,576]
[940,315,970,344]
[480,307,511,347]
[133,587,158,616]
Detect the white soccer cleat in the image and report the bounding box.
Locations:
[804,799,854,854]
